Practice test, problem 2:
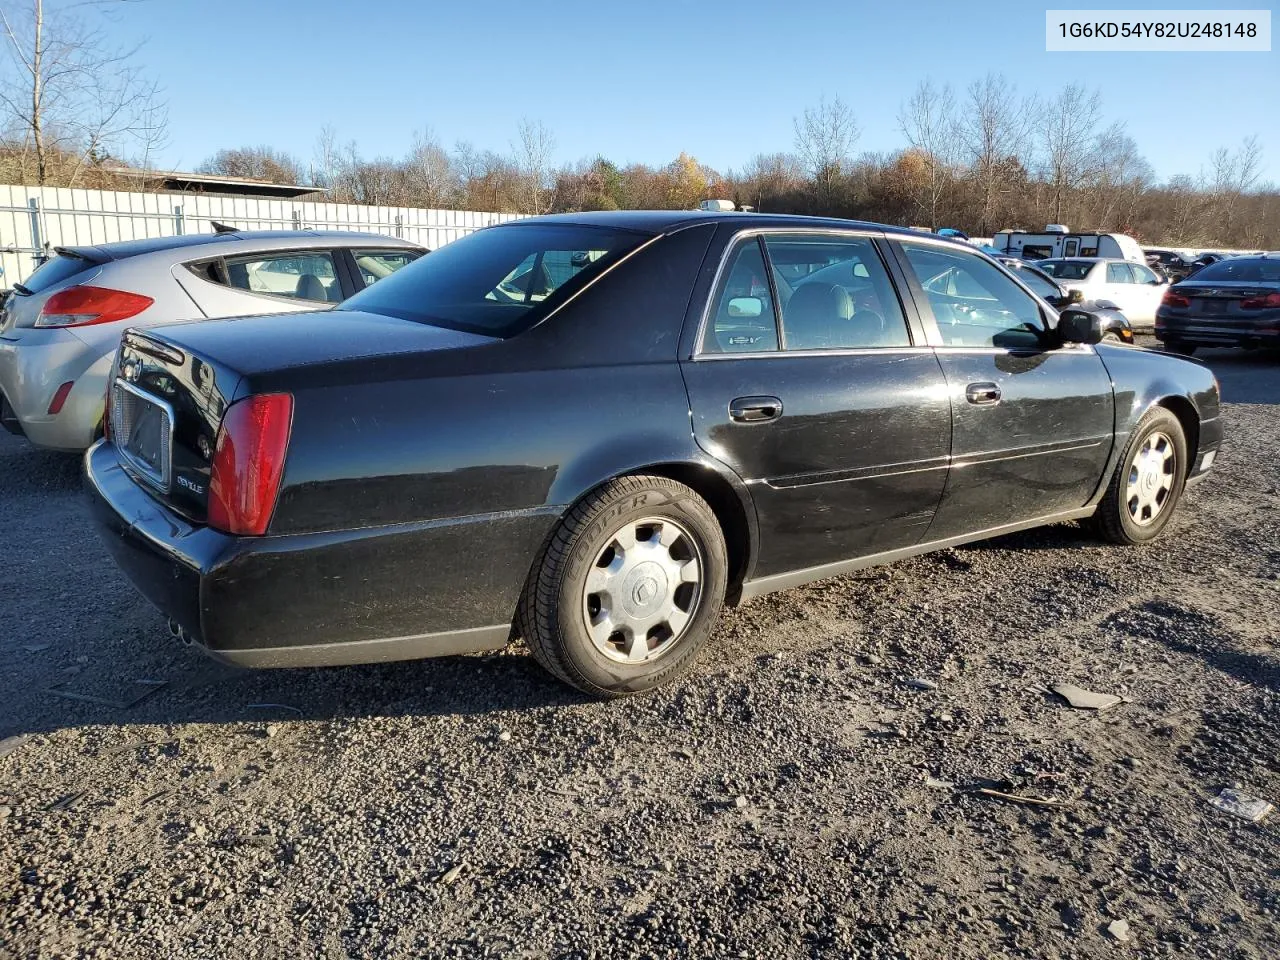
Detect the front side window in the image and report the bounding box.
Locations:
[341,224,645,337]
[353,249,421,288]
[225,251,340,303]
[900,241,1045,349]
[702,239,779,353]
[764,235,910,350]
[1107,262,1134,284]
[1130,263,1160,284]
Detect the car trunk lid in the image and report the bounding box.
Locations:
[109,312,497,522]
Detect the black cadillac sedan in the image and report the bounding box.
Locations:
[87,212,1223,697]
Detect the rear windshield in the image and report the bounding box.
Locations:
[340,223,649,337]
[1038,260,1094,281]
[1189,258,1280,283]
[17,253,96,294]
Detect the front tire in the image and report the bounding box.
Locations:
[1089,407,1188,545]
[518,476,728,697]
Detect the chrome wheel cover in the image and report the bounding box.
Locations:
[581,516,704,664]
[1126,430,1177,526]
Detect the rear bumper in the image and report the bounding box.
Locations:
[0,329,111,450]
[85,440,536,667]
[1187,414,1224,485]
[1155,315,1280,349]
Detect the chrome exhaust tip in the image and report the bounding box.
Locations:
[167,618,191,644]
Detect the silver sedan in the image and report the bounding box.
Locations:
[0,230,423,451]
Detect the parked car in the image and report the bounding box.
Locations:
[1145,248,1195,283]
[998,259,1134,344]
[1036,257,1168,331]
[0,230,425,451]
[86,211,1222,698]
[1185,252,1228,278]
[1156,253,1280,355]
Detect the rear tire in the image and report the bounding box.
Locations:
[1089,407,1188,545]
[517,476,727,698]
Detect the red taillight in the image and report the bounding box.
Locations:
[35,286,154,328]
[207,394,294,536]
[1240,292,1280,310]
[1162,291,1190,309]
[47,380,74,415]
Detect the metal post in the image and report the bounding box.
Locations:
[28,197,46,266]
[292,211,301,230]
[174,204,185,235]
[395,213,403,239]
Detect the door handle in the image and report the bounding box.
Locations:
[729,396,783,423]
[965,382,1001,406]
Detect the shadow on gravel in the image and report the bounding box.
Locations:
[1195,348,1280,405]
[1109,599,1280,692]
[0,442,82,495]
[2,639,593,741]
[958,521,1095,554]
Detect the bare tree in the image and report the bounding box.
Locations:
[0,0,167,185]
[959,74,1037,235]
[793,95,858,207]
[899,79,958,229]
[310,124,342,195]
[1043,84,1103,224]
[513,118,555,215]
[405,128,456,207]
[199,146,303,184]
[736,152,803,212]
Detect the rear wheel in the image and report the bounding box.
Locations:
[1089,407,1187,545]
[518,476,727,697]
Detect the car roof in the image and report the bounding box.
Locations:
[58,229,423,263]
[504,209,938,241]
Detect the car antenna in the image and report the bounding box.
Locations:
[210,221,239,234]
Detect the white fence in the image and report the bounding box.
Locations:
[0,184,523,286]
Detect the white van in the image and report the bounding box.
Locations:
[991,226,1146,264]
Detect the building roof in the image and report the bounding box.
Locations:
[102,167,326,199]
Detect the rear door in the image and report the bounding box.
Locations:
[1126,262,1167,325]
[174,248,349,317]
[680,228,951,578]
[892,238,1115,540]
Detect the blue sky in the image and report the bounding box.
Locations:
[87,0,1277,183]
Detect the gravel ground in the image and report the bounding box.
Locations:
[1,342,1278,959]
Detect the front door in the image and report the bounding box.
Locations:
[681,231,952,577]
[893,238,1115,540]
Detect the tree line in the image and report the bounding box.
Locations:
[0,0,1274,248]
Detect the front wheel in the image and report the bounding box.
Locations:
[1089,407,1188,545]
[517,476,728,697]
[1102,331,1124,344]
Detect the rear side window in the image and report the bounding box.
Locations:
[224,251,340,303]
[900,241,1044,349]
[353,249,421,288]
[340,224,647,338]
[764,235,910,350]
[702,239,779,353]
[1107,263,1134,283]
[18,253,96,294]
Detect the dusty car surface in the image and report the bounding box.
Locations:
[0,230,423,451]
[85,211,1223,697]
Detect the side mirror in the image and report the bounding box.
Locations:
[1058,308,1103,345]
[1068,288,1084,304]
